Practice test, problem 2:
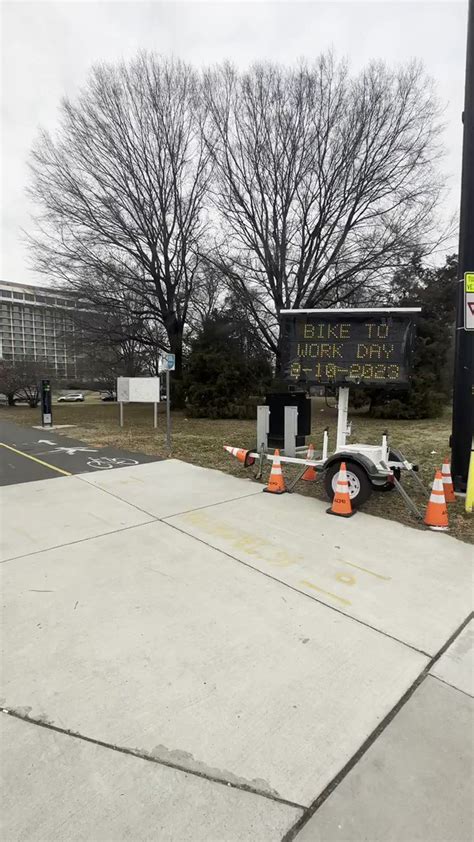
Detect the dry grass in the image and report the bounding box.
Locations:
[2,399,472,545]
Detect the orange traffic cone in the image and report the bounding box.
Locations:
[302,444,317,481]
[223,445,255,467]
[441,457,456,503]
[424,469,449,531]
[326,462,355,518]
[263,449,286,494]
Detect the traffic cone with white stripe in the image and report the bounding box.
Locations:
[424,469,449,531]
[223,445,255,467]
[263,449,286,494]
[302,443,317,481]
[326,462,355,518]
[441,457,456,503]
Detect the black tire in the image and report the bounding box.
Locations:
[324,460,372,508]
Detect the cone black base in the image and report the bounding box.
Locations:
[326,507,355,517]
[263,488,286,494]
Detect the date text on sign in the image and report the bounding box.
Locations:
[280,310,418,387]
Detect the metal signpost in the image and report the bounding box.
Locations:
[159,353,175,452]
[41,379,53,428]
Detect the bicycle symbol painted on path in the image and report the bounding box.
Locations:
[86,456,139,470]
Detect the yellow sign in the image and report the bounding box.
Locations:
[465,272,474,293]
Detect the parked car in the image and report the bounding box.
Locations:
[101,392,116,402]
[57,393,84,403]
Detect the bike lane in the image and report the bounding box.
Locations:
[0,418,162,486]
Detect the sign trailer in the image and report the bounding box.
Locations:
[225,308,428,517]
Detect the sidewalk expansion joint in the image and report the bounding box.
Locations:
[74,473,261,520]
[281,610,474,842]
[0,709,306,813]
[428,672,474,699]
[0,519,157,565]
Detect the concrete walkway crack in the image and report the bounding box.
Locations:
[0,709,305,812]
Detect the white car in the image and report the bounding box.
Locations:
[57,393,84,403]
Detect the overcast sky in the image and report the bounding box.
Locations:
[1,0,468,285]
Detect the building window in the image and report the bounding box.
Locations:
[0,291,13,298]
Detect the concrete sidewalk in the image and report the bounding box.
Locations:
[1,459,472,841]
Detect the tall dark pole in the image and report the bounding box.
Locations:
[452,0,474,492]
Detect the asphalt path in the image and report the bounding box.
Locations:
[0,418,162,486]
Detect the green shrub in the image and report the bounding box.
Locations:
[185,315,272,418]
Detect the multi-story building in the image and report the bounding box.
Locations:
[0,280,81,379]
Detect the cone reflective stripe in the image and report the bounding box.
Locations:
[263,449,286,494]
[302,443,317,481]
[424,469,449,531]
[441,457,456,503]
[223,445,255,467]
[326,461,355,518]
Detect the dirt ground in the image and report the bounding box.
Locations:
[2,398,472,545]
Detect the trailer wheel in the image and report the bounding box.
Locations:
[324,461,372,508]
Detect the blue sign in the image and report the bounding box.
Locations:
[161,353,175,371]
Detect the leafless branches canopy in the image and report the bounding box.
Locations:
[202,55,444,365]
[28,52,445,373]
[28,54,212,377]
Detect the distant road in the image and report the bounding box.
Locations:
[0,418,162,486]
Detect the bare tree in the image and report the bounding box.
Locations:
[62,284,166,383]
[0,358,42,407]
[202,56,445,370]
[28,54,213,381]
[187,261,226,332]
[0,361,20,405]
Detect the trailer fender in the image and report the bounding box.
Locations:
[323,452,390,483]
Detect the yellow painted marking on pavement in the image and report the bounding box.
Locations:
[336,572,356,586]
[342,560,391,581]
[300,579,352,607]
[0,443,72,477]
[183,511,300,567]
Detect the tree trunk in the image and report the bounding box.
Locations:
[7,392,15,406]
[274,330,286,378]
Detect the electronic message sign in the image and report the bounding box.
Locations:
[280,309,420,387]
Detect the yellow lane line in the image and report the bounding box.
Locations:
[342,560,392,581]
[0,443,72,477]
[300,579,352,607]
